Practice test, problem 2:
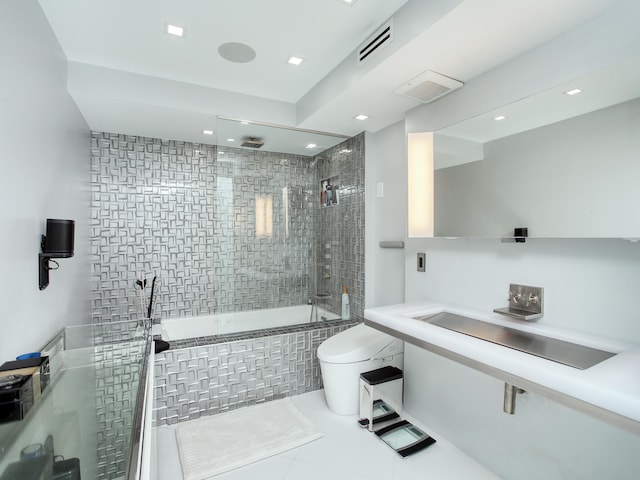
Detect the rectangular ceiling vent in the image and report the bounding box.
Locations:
[394,71,464,104]
[357,21,393,66]
[241,137,264,149]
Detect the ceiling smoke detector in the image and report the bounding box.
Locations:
[394,71,463,104]
[241,136,264,148]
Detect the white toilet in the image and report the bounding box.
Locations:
[317,323,404,415]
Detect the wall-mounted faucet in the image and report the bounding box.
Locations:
[495,283,544,321]
[503,383,525,414]
[508,290,522,305]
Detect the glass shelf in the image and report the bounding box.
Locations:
[0,320,151,480]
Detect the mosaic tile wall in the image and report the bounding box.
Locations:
[89,132,367,430]
[90,131,365,324]
[153,320,358,426]
[90,133,318,323]
[91,325,149,479]
[314,133,366,319]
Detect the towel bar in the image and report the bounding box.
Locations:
[379,241,404,249]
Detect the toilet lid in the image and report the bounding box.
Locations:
[317,323,394,363]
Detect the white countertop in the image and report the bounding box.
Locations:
[364,300,640,432]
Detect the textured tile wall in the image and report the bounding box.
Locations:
[92,327,148,479]
[90,132,365,325]
[314,133,366,319]
[90,133,322,323]
[89,132,366,431]
[153,320,357,426]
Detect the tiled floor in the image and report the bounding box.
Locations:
[152,390,501,480]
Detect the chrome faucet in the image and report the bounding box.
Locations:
[495,283,544,321]
[509,290,522,304]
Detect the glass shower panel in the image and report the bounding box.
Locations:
[210,117,362,326]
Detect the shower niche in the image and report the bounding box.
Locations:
[320,176,339,207]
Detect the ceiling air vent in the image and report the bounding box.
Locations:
[394,71,464,104]
[241,137,264,149]
[358,21,393,66]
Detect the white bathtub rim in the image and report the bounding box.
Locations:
[161,305,341,341]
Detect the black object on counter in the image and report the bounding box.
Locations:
[52,458,81,480]
[514,227,528,243]
[154,339,170,354]
[0,357,50,424]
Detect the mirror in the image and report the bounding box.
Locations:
[433,56,640,238]
[216,116,348,156]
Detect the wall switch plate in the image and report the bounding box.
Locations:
[417,253,426,272]
[377,182,384,198]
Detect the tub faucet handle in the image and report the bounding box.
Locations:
[509,291,521,304]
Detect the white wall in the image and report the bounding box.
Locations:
[399,182,640,479]
[364,122,407,308]
[405,237,640,343]
[404,345,640,480]
[360,6,640,473]
[397,132,640,478]
[399,112,640,477]
[0,0,90,360]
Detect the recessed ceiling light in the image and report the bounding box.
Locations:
[305,143,317,149]
[340,149,352,154]
[166,24,185,37]
[227,138,235,142]
[565,88,583,96]
[354,114,369,121]
[287,56,304,66]
[493,115,507,121]
[340,0,358,5]
[240,121,250,125]
[202,129,214,135]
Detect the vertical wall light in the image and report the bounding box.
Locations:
[255,195,273,237]
[407,132,434,237]
[282,186,289,237]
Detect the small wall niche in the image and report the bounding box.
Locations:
[320,176,339,208]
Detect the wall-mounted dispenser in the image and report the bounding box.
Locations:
[39,219,74,290]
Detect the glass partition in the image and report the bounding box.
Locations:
[90,121,365,330]
[0,320,150,480]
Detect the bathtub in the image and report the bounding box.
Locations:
[160,304,341,341]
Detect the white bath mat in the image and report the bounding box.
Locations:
[175,398,322,480]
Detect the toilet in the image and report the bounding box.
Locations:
[317,324,404,415]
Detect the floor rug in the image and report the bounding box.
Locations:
[176,398,322,479]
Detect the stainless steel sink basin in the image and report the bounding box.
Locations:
[415,312,615,369]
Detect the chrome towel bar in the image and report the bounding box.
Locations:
[379,241,404,249]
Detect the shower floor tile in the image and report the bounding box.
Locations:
[152,390,501,480]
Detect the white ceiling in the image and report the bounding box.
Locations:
[37,0,636,153]
[38,0,408,103]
